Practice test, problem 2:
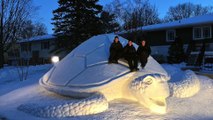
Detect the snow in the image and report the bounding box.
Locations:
[117,14,213,34]
[0,34,205,118]
[142,14,213,31]
[0,34,212,119]
[130,74,169,114]
[18,34,56,43]
[18,93,108,117]
[27,34,172,116]
[0,63,213,119]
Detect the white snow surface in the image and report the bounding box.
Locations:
[0,64,213,119]
[19,34,56,43]
[142,14,213,31]
[117,14,213,34]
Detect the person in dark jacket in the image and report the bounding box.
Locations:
[108,36,123,63]
[137,40,151,69]
[123,40,139,72]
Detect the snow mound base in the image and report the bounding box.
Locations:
[17,93,108,117]
[169,70,200,98]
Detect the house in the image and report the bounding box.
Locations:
[16,34,66,65]
[6,43,20,65]
[8,14,213,68]
[119,14,213,68]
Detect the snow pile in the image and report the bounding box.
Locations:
[161,63,185,77]
[20,34,202,118]
[142,14,213,31]
[0,66,19,83]
[18,93,108,117]
[0,63,213,119]
[19,34,56,43]
[0,64,52,83]
[19,70,171,117]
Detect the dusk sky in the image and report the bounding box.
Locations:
[33,0,213,34]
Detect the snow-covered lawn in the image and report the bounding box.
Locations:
[0,64,213,120]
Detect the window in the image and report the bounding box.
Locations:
[193,26,212,40]
[193,27,202,39]
[41,41,50,50]
[21,43,31,52]
[166,30,176,42]
[203,26,211,38]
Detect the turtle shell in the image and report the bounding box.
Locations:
[40,34,168,97]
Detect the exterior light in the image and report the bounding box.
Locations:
[51,56,59,64]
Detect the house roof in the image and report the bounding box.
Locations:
[18,14,213,43]
[142,14,213,31]
[117,14,213,34]
[18,34,56,43]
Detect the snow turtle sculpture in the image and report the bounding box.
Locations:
[18,34,200,117]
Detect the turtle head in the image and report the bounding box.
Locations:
[130,74,170,114]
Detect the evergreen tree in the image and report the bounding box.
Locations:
[168,37,185,63]
[100,11,120,33]
[52,0,103,53]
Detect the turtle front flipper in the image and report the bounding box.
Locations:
[18,93,108,117]
[169,70,200,98]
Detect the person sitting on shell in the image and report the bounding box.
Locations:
[108,36,123,64]
[123,40,139,72]
[137,39,151,69]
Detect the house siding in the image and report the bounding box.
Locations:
[176,27,192,44]
[147,27,193,46]
[17,38,67,65]
[147,30,166,46]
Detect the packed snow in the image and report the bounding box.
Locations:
[28,34,172,117]
[19,34,56,43]
[117,14,213,34]
[18,93,108,117]
[0,63,213,119]
[142,14,213,31]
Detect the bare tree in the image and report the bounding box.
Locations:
[33,22,47,36]
[0,0,35,68]
[14,20,47,81]
[164,2,213,22]
[18,20,47,40]
[104,0,160,31]
[124,0,160,30]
